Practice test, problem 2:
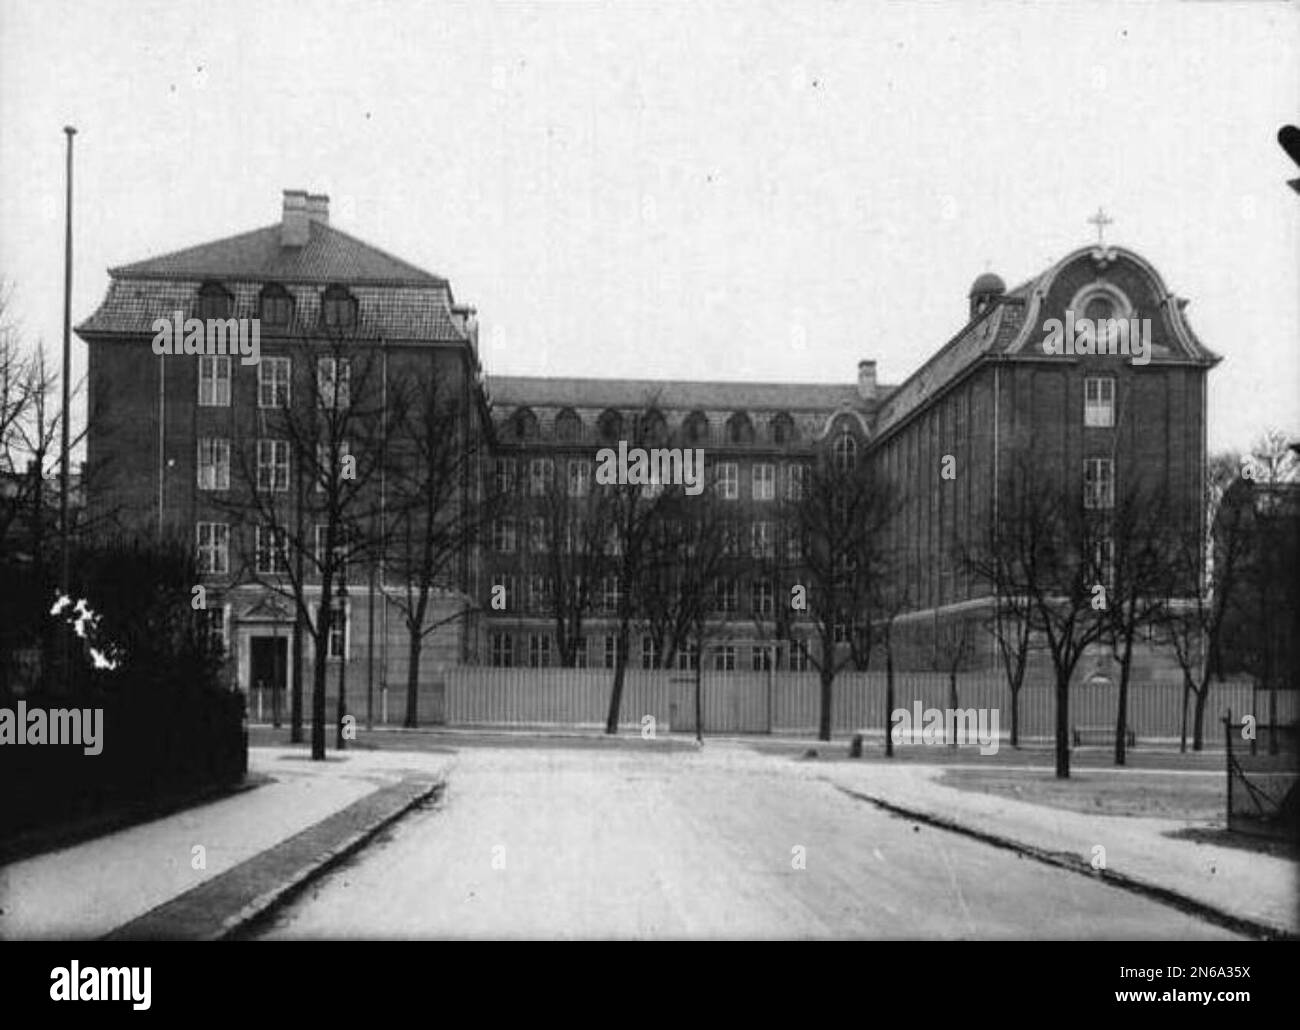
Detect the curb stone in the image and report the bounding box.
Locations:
[834,785,1297,942]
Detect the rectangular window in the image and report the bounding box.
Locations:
[1093,534,1115,586]
[1084,376,1115,428]
[715,578,738,614]
[492,519,516,553]
[528,633,551,668]
[259,357,291,408]
[495,458,516,494]
[752,646,773,672]
[676,642,699,671]
[602,576,622,613]
[529,575,551,611]
[573,636,588,668]
[314,524,349,583]
[785,531,805,563]
[1084,458,1114,510]
[196,522,229,574]
[567,460,590,497]
[751,521,774,558]
[789,641,809,671]
[316,357,351,409]
[255,524,288,575]
[752,463,775,501]
[713,645,735,672]
[197,437,230,491]
[718,462,738,500]
[257,439,290,492]
[316,440,351,493]
[491,632,514,668]
[751,579,773,615]
[641,636,658,670]
[491,575,516,610]
[787,463,810,500]
[530,517,548,553]
[327,601,347,659]
[603,634,619,669]
[529,458,553,497]
[200,604,227,649]
[198,355,231,407]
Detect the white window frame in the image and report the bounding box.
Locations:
[1084,376,1115,428]
[257,438,290,492]
[568,459,590,497]
[718,462,738,500]
[529,457,553,497]
[197,437,230,491]
[528,633,551,668]
[1084,458,1114,510]
[752,463,776,501]
[259,356,291,408]
[255,524,289,575]
[196,522,229,574]
[316,356,351,409]
[787,463,809,500]
[493,518,516,554]
[198,355,231,407]
[491,631,514,668]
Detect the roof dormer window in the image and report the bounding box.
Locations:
[259,284,295,328]
[196,282,233,320]
[322,285,357,329]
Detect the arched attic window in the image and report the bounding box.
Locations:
[725,412,754,445]
[597,409,623,444]
[833,431,857,472]
[321,284,357,329]
[196,282,233,320]
[639,409,667,445]
[683,411,709,445]
[771,412,796,445]
[555,408,583,442]
[511,407,539,442]
[259,283,295,328]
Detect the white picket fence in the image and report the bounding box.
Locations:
[440,666,1293,740]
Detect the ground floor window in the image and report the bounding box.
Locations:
[529,633,551,668]
[713,644,735,671]
[491,632,513,668]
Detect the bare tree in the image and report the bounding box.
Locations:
[969,451,1111,778]
[1158,451,1246,751]
[221,331,389,759]
[385,365,494,725]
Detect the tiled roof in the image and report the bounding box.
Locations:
[109,220,446,287]
[873,297,1027,438]
[484,375,881,413]
[77,278,467,342]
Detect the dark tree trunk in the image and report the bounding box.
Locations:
[948,669,958,748]
[1192,682,1209,751]
[311,599,329,760]
[1054,669,1070,779]
[818,666,833,742]
[404,630,423,728]
[604,622,630,734]
[694,643,703,743]
[335,637,347,750]
[1010,683,1021,748]
[884,642,895,757]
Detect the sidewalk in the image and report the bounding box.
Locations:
[805,757,1298,938]
[0,746,452,940]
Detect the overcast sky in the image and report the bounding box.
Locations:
[1,0,1296,453]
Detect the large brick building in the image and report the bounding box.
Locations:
[77,191,491,720]
[78,190,1218,718]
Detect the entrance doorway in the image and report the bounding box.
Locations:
[250,636,288,726]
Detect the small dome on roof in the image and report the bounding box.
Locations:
[969,272,1006,297]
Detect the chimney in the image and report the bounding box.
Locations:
[306,193,330,227]
[857,359,877,401]
[281,189,310,246]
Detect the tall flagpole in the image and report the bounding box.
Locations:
[60,125,76,694]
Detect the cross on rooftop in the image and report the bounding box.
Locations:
[1088,207,1113,245]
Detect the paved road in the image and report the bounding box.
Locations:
[258,743,1241,939]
